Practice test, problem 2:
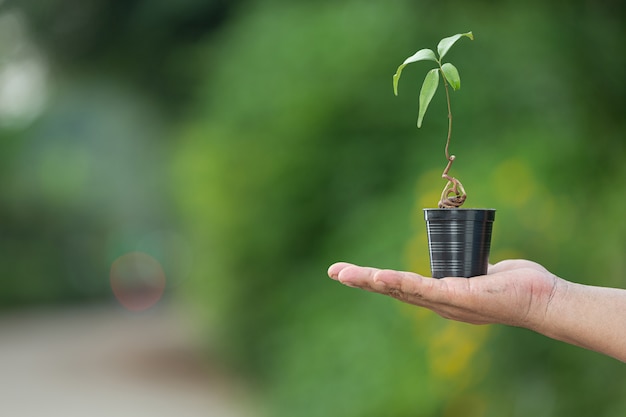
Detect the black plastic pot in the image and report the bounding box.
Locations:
[424,208,496,278]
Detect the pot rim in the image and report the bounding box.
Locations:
[423,208,496,222]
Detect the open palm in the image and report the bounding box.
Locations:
[328,259,559,329]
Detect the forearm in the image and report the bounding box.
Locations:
[537,279,626,362]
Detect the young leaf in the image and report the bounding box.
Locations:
[441,63,461,90]
[393,48,437,96]
[417,68,439,128]
[437,31,473,60]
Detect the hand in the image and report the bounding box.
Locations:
[329,260,626,361]
[328,260,560,329]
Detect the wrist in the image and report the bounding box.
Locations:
[526,273,569,337]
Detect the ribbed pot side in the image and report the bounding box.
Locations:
[423,208,496,278]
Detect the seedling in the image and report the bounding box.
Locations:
[393,31,474,208]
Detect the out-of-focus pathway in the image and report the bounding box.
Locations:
[0,303,255,417]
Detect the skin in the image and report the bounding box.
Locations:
[328,259,626,362]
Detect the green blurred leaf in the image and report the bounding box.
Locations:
[393,48,437,96]
[437,31,473,60]
[417,68,439,128]
[441,63,461,90]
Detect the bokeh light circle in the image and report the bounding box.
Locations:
[110,251,166,311]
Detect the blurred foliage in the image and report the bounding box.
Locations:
[1,0,625,416]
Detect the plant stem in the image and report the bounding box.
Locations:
[441,68,453,161]
[437,65,467,208]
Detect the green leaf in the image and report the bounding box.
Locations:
[437,31,473,60]
[441,63,461,90]
[392,48,437,96]
[417,68,439,128]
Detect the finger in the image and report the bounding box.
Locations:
[488,259,524,274]
[374,269,465,306]
[372,269,428,299]
[327,262,355,280]
[488,259,545,275]
[340,266,441,305]
[335,264,383,289]
[331,264,498,324]
[374,270,499,322]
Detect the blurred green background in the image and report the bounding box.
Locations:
[1,0,624,416]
